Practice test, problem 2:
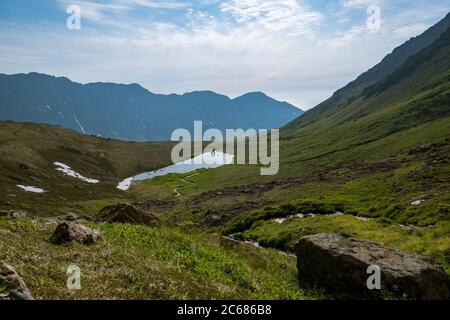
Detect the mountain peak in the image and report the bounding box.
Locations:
[235,91,269,99]
[0,73,302,140]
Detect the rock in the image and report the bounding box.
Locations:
[50,222,103,245]
[202,214,223,227]
[57,212,93,222]
[0,210,28,219]
[61,212,81,221]
[0,210,10,217]
[97,203,158,226]
[18,163,29,171]
[295,233,450,299]
[409,144,432,155]
[0,262,34,300]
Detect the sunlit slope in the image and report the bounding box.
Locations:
[0,121,174,214]
[274,28,449,174]
[284,12,450,130]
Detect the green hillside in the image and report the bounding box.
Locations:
[284,12,450,130]
[0,121,175,215]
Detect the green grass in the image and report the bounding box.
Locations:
[0,217,319,300]
[234,215,450,274]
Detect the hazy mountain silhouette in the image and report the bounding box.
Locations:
[0,73,303,141]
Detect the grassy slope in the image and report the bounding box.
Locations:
[0,121,175,215]
[238,216,450,274]
[0,217,318,300]
[283,13,450,131]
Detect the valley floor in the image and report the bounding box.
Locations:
[1,121,449,299]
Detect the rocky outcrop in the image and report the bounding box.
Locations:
[0,262,34,300]
[295,233,450,299]
[97,203,158,226]
[50,222,102,245]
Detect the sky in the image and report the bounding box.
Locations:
[0,0,449,110]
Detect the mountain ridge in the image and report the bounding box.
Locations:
[284,12,450,131]
[0,72,303,141]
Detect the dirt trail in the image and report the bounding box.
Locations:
[173,172,200,197]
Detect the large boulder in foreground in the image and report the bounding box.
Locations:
[50,222,103,245]
[97,203,158,226]
[295,233,450,300]
[0,262,34,300]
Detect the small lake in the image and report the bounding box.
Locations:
[117,151,234,191]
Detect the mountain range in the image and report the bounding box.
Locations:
[0,73,303,141]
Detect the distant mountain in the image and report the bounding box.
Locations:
[0,73,303,141]
[285,12,450,130]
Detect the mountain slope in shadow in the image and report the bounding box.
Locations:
[0,73,303,141]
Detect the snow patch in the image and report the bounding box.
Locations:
[355,216,373,221]
[117,177,133,191]
[411,195,430,206]
[271,212,347,224]
[73,114,86,134]
[54,162,99,184]
[17,185,46,193]
[411,200,425,206]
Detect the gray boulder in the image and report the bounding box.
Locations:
[0,262,34,300]
[50,222,102,245]
[295,233,450,299]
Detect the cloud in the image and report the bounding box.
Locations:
[57,0,189,27]
[327,25,368,47]
[341,0,382,8]
[121,0,190,9]
[220,0,323,37]
[1,0,449,110]
[394,22,429,39]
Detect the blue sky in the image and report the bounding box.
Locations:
[0,0,449,109]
